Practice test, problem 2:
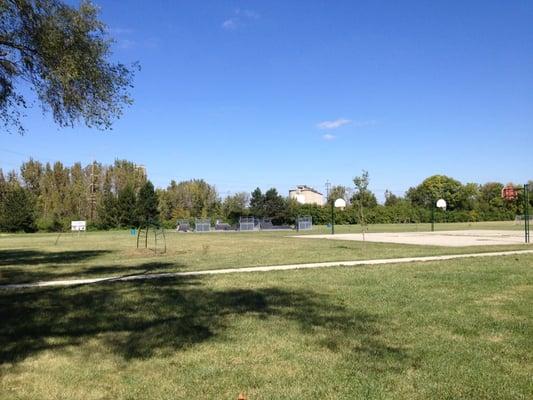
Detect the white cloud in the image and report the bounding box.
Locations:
[222,19,237,30]
[222,9,259,30]
[352,119,378,128]
[317,118,351,130]
[322,133,336,141]
[236,9,260,19]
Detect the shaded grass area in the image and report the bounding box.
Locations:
[0,222,530,285]
[0,255,531,399]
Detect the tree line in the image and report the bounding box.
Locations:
[0,160,531,232]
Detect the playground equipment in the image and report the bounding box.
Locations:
[137,224,167,254]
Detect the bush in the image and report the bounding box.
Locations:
[35,216,64,232]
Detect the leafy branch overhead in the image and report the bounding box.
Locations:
[0,0,138,134]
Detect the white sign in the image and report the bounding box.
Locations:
[436,199,447,210]
[334,198,347,208]
[71,220,86,231]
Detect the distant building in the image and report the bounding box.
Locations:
[289,185,325,206]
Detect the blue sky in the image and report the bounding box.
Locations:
[1,0,532,199]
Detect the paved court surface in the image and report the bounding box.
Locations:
[295,230,528,247]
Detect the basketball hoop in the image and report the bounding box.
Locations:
[501,184,518,201]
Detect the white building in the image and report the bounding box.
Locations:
[289,185,325,206]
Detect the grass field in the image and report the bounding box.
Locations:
[1,254,532,399]
[0,221,529,285]
[1,222,532,399]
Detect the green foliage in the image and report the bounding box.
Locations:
[0,0,137,133]
[158,179,219,223]
[384,190,400,207]
[136,181,159,227]
[263,188,287,224]
[116,184,137,227]
[327,185,349,205]
[406,175,467,210]
[246,188,290,224]
[352,171,378,209]
[0,159,530,232]
[221,192,249,224]
[249,187,264,218]
[0,185,35,232]
[35,215,64,232]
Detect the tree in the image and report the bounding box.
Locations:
[66,162,88,219]
[249,187,264,218]
[222,192,249,224]
[0,168,6,203]
[353,170,373,240]
[96,170,117,229]
[111,160,146,194]
[116,184,137,227]
[461,182,480,211]
[136,180,159,226]
[20,158,43,195]
[327,185,349,205]
[1,0,137,134]
[351,171,377,208]
[406,175,464,210]
[0,184,35,232]
[158,179,219,220]
[263,188,287,224]
[37,161,70,227]
[384,190,400,207]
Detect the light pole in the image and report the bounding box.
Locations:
[331,198,346,235]
[432,199,446,232]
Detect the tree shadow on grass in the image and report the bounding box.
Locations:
[0,261,186,285]
[0,249,186,285]
[0,249,112,266]
[0,277,409,372]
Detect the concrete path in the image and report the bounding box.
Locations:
[2,249,533,291]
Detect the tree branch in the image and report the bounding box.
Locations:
[0,37,37,55]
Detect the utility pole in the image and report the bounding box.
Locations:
[88,160,98,220]
[325,180,331,202]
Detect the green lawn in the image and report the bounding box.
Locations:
[0,221,529,285]
[1,254,531,399]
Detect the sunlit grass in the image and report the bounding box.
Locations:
[1,254,531,399]
[0,221,529,285]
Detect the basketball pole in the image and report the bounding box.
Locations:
[525,183,530,244]
[331,201,335,235]
[431,201,435,232]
